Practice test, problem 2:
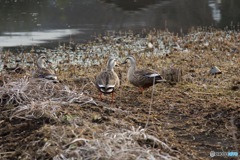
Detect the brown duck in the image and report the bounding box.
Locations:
[33,55,58,83]
[122,56,166,93]
[95,58,119,101]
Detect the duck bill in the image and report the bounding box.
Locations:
[121,60,127,65]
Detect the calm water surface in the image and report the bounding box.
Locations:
[0,0,240,49]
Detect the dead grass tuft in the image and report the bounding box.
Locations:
[44,126,179,160]
[0,77,95,121]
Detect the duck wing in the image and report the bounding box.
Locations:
[132,68,165,87]
[33,68,58,80]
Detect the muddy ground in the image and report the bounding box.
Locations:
[0,29,240,160]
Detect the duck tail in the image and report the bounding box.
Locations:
[146,74,166,83]
[98,84,115,94]
[156,78,167,83]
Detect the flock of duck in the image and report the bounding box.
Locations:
[2,28,237,102]
[34,55,166,101]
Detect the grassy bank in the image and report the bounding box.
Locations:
[0,28,239,159]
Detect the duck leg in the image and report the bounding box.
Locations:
[99,92,103,100]
[139,87,144,95]
[111,92,115,102]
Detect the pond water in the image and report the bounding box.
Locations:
[0,0,240,49]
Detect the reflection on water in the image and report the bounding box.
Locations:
[0,0,240,48]
[99,0,169,11]
[208,0,221,23]
[0,29,80,47]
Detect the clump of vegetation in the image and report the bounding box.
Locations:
[0,77,95,121]
[48,126,178,160]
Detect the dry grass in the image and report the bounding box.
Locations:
[0,28,240,160]
[0,77,95,121]
[49,126,177,160]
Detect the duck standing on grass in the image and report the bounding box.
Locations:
[122,56,166,94]
[33,55,59,83]
[95,58,120,101]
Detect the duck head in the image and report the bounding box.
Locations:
[37,55,47,69]
[106,58,117,71]
[122,56,136,67]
